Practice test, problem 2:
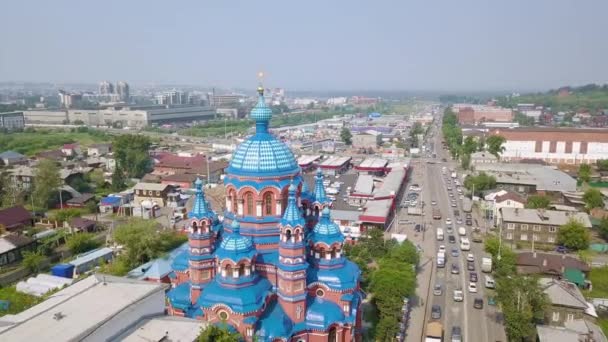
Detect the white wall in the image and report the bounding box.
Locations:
[502,140,608,164]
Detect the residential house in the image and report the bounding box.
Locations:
[470,151,498,166]
[537,321,608,342]
[0,234,36,267]
[516,252,590,278]
[65,217,97,234]
[0,151,27,166]
[499,207,592,246]
[61,144,80,157]
[474,163,577,196]
[540,278,597,326]
[86,143,111,157]
[152,152,227,183]
[133,182,174,207]
[35,149,65,162]
[351,133,377,149]
[0,206,33,231]
[65,193,95,208]
[485,191,525,225]
[161,173,198,189]
[9,165,35,189]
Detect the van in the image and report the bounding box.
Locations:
[436,228,444,241]
[458,227,466,236]
[485,275,495,289]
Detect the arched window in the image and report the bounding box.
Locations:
[285,229,292,242]
[264,193,273,215]
[330,248,336,258]
[232,191,238,213]
[200,221,207,233]
[225,264,232,277]
[328,326,337,342]
[238,264,245,276]
[191,221,198,234]
[320,249,326,259]
[246,193,254,215]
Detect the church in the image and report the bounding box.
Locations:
[166,85,363,341]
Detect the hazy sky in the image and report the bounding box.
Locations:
[1,0,607,91]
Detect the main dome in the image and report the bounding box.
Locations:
[226,87,299,176]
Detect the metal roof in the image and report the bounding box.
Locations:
[319,156,352,168]
[474,163,576,193]
[357,158,388,169]
[501,208,591,227]
[353,175,374,195]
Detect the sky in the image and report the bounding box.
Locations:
[1,0,607,92]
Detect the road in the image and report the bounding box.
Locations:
[396,117,506,342]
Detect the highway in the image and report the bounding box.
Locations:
[397,116,506,342]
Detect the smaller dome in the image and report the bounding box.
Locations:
[250,91,272,122]
[311,208,344,246]
[216,221,256,261]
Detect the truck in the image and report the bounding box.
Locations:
[425,321,443,342]
[472,229,483,243]
[407,207,423,216]
[482,257,493,273]
[432,208,442,220]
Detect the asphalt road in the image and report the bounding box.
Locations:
[399,119,506,342]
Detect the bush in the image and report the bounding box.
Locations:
[67,233,101,255]
[21,251,45,273]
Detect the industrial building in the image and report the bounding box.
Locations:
[0,111,25,130]
[68,105,216,127]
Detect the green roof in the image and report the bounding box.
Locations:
[564,268,585,287]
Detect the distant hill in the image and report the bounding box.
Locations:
[497,84,608,113]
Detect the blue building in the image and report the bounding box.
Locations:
[166,86,363,342]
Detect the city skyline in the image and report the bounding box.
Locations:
[1,0,607,91]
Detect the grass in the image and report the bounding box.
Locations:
[0,286,45,316]
[598,318,608,338]
[0,128,111,156]
[585,266,608,298]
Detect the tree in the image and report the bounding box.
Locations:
[497,276,547,341]
[597,160,608,172]
[49,208,84,222]
[21,250,45,273]
[583,188,604,210]
[460,153,471,170]
[462,136,478,155]
[557,219,591,250]
[198,324,240,342]
[486,135,506,159]
[340,127,352,145]
[33,159,61,210]
[526,195,551,209]
[463,172,496,195]
[598,218,608,241]
[578,164,592,184]
[112,134,151,178]
[67,233,101,255]
[110,167,126,192]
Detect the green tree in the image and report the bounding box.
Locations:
[340,127,352,145]
[110,167,127,192]
[67,233,101,255]
[578,164,592,184]
[460,153,471,170]
[385,240,420,266]
[88,169,107,189]
[486,135,506,159]
[597,160,608,171]
[21,250,45,273]
[525,195,551,209]
[598,218,608,241]
[462,136,478,155]
[583,188,603,210]
[497,276,547,341]
[49,208,85,222]
[33,159,61,210]
[112,134,151,178]
[198,324,241,342]
[557,219,591,250]
[463,172,496,195]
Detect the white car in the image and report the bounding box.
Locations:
[467,253,475,262]
[438,245,446,254]
[453,289,464,302]
[445,218,452,225]
[468,282,478,293]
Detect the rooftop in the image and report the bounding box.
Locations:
[356,158,388,170]
[115,316,205,342]
[319,156,352,168]
[133,182,172,192]
[539,278,590,310]
[0,274,165,340]
[475,163,576,193]
[297,155,321,166]
[501,207,591,227]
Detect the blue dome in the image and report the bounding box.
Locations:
[216,221,257,261]
[226,87,299,177]
[311,208,344,246]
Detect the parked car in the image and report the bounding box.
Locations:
[556,246,570,254]
[465,219,472,226]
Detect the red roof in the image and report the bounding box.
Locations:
[0,206,32,230]
[154,153,228,174]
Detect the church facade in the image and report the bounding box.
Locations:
[166,86,363,342]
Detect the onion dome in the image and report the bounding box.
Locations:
[215,220,256,261]
[226,87,299,177]
[311,207,344,246]
[189,178,212,219]
[313,168,329,205]
[281,183,305,227]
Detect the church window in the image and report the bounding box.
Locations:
[225,265,232,278]
[191,221,198,234]
[218,310,229,321]
[285,229,292,242]
[264,193,273,215]
[238,264,245,276]
[316,289,325,297]
[246,193,254,215]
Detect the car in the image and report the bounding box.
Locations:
[433,283,443,296]
[453,289,464,302]
[451,202,457,207]
[465,213,472,219]
[438,245,446,254]
[459,195,464,200]
[465,219,472,226]
[451,248,459,257]
[556,245,570,254]
[470,272,478,282]
[466,253,475,262]
[473,298,484,309]
[448,235,456,244]
[431,305,442,319]
[449,192,454,197]
[415,224,422,232]
[451,326,463,342]
[445,218,452,225]
[451,263,460,274]
[447,186,452,191]
[453,210,460,216]
[446,225,453,234]
[468,282,478,293]
[467,261,475,271]
[431,200,437,206]
[456,218,463,224]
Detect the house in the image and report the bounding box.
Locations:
[537,321,608,342]
[65,193,95,208]
[160,173,198,189]
[0,206,33,231]
[351,133,377,149]
[540,278,597,326]
[0,151,27,166]
[65,217,97,233]
[516,252,590,278]
[61,144,80,157]
[0,234,36,267]
[470,151,498,165]
[152,153,227,183]
[491,191,525,225]
[87,143,111,157]
[474,163,577,196]
[133,182,174,207]
[35,149,65,161]
[499,208,592,246]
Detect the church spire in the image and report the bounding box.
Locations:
[313,168,328,206]
[189,178,210,219]
[251,72,272,134]
[281,183,305,228]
